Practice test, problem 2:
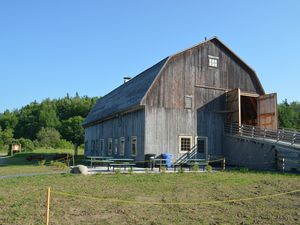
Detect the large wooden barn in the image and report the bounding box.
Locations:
[83,37,278,163]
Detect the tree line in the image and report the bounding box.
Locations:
[278,100,300,130]
[0,95,299,152]
[0,93,98,151]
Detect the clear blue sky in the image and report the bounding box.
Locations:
[0,0,299,112]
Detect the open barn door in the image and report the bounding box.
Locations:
[257,93,278,130]
[226,88,241,125]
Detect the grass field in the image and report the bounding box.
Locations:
[0,171,299,225]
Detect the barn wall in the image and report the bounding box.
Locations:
[223,135,277,170]
[196,88,226,156]
[84,109,145,161]
[144,106,196,159]
[143,40,263,159]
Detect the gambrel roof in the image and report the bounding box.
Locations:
[83,37,264,127]
[83,57,169,126]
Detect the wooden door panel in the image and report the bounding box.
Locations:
[226,88,241,125]
[257,93,277,130]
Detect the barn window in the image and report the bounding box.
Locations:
[114,139,118,155]
[99,139,104,156]
[119,137,125,156]
[179,136,193,153]
[208,55,218,68]
[108,138,113,155]
[185,95,193,109]
[131,136,137,156]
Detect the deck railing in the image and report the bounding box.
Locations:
[224,122,300,146]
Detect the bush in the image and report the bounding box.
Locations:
[36,127,61,148]
[206,165,213,172]
[57,139,74,149]
[18,138,35,152]
[192,164,199,172]
[115,169,121,175]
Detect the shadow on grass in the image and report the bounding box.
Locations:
[1,152,86,166]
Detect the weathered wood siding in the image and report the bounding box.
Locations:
[144,107,195,159]
[143,40,263,158]
[84,109,145,161]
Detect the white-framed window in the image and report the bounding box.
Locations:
[184,95,193,109]
[208,55,219,68]
[100,139,104,156]
[179,135,193,153]
[114,139,118,155]
[119,137,125,156]
[131,136,137,156]
[108,138,113,155]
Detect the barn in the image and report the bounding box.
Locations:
[83,37,283,167]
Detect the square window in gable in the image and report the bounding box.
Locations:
[208,55,219,68]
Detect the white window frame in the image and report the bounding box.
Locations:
[108,138,113,156]
[131,136,137,156]
[178,135,193,153]
[119,137,125,156]
[208,55,219,68]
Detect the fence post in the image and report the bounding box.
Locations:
[222,158,226,171]
[292,132,296,145]
[277,130,281,142]
[46,187,51,225]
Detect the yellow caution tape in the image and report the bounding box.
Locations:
[51,189,300,205]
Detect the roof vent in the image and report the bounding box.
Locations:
[123,76,132,83]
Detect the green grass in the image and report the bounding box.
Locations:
[0,171,299,225]
[0,148,84,176]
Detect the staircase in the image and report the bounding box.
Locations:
[173,145,198,165]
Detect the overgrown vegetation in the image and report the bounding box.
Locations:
[278,100,300,130]
[0,94,98,152]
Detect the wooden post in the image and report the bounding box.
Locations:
[223,158,226,171]
[67,154,70,167]
[46,187,51,225]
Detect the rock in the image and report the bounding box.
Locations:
[71,165,89,175]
